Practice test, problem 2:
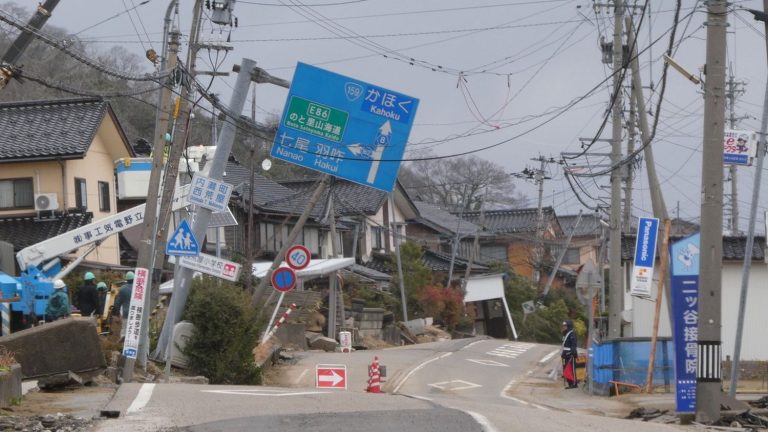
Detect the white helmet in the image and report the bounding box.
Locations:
[53,279,66,289]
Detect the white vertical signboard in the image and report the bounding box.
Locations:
[630,217,660,298]
[122,267,148,359]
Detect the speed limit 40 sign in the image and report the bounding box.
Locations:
[286,245,311,270]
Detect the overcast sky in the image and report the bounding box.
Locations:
[5,0,768,233]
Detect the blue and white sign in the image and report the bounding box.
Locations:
[271,62,419,192]
[166,219,200,257]
[630,217,660,298]
[187,173,233,212]
[670,232,700,414]
[723,129,757,166]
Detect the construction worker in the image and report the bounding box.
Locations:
[96,281,108,317]
[46,280,70,321]
[77,272,100,317]
[112,271,134,341]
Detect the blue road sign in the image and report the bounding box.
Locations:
[271,62,419,192]
[271,267,297,292]
[166,219,200,257]
[670,232,700,414]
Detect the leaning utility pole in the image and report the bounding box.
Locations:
[608,0,625,340]
[696,0,728,423]
[153,58,258,361]
[0,0,60,90]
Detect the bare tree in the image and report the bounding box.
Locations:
[400,150,524,210]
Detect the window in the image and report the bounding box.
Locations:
[371,226,384,250]
[0,178,33,209]
[562,248,581,265]
[75,178,87,209]
[98,181,110,212]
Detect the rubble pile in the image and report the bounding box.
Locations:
[715,411,768,430]
[0,413,93,431]
[749,396,768,409]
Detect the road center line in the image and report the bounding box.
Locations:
[392,352,452,394]
[461,340,486,350]
[126,383,155,414]
[538,349,560,365]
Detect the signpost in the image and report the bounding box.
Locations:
[286,244,311,270]
[723,129,757,166]
[166,220,200,257]
[630,217,659,298]
[670,233,700,415]
[271,267,297,292]
[122,267,148,360]
[316,364,347,389]
[187,173,234,212]
[179,253,241,282]
[271,62,419,192]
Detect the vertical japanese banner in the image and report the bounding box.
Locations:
[122,267,148,360]
[630,217,660,297]
[670,233,700,414]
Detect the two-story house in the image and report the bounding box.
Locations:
[0,97,134,272]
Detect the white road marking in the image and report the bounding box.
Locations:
[126,383,155,414]
[392,352,452,394]
[500,378,550,410]
[486,342,535,359]
[538,349,560,365]
[467,358,508,367]
[428,380,482,391]
[466,410,500,432]
[461,340,486,350]
[202,389,329,396]
[293,368,309,386]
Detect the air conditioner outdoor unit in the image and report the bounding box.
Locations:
[34,193,59,211]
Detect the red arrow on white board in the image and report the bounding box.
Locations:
[316,365,346,389]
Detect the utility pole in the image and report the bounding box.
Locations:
[608,0,625,340]
[697,0,728,423]
[725,70,746,234]
[0,0,60,90]
[124,29,181,380]
[153,58,259,361]
[135,0,208,373]
[513,156,555,285]
[624,92,636,231]
[463,192,486,283]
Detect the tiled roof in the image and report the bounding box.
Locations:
[279,178,387,217]
[461,206,560,235]
[558,213,603,237]
[412,201,481,236]
[0,212,93,251]
[362,249,488,274]
[223,162,324,219]
[620,234,765,261]
[0,97,109,162]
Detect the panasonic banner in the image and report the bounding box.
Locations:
[630,217,660,298]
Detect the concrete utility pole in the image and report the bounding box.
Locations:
[122,29,181,381]
[0,0,60,90]
[730,1,768,401]
[514,156,555,284]
[725,70,746,234]
[696,0,728,423]
[391,194,408,322]
[153,58,258,360]
[608,0,625,340]
[624,92,636,232]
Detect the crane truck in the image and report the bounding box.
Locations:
[0,183,193,332]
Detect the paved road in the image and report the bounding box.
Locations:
[95,337,684,431]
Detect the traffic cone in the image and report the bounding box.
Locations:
[366,356,381,393]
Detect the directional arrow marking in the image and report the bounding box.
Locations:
[318,370,344,387]
[379,120,392,136]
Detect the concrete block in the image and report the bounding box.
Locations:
[382,324,401,345]
[0,364,21,408]
[0,318,105,379]
[307,334,338,352]
[170,321,195,369]
[402,318,428,336]
[275,323,308,350]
